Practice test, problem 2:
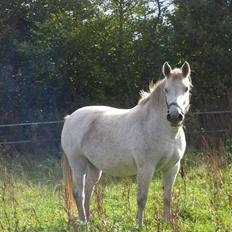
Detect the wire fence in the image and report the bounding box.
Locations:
[0,120,64,128]
[0,110,231,146]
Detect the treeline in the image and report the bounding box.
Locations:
[1,0,232,123]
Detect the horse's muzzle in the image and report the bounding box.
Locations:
[167,112,184,126]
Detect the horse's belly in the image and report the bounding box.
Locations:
[102,164,137,177]
[85,151,137,177]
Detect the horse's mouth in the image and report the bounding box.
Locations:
[170,122,183,127]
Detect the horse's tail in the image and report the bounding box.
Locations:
[63,153,77,219]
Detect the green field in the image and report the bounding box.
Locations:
[0,151,231,232]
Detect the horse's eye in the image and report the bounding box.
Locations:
[164,88,168,93]
[185,87,188,92]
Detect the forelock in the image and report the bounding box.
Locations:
[169,68,184,79]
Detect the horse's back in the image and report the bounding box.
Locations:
[62,106,131,139]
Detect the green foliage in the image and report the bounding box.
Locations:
[0,0,171,122]
[171,0,232,109]
[19,0,169,110]
[225,138,232,162]
[0,0,232,123]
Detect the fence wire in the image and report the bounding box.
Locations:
[0,110,231,145]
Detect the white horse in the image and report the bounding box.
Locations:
[61,61,192,226]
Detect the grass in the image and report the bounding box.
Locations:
[0,149,232,231]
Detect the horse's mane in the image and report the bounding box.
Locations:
[138,79,165,106]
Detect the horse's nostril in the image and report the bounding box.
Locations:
[167,113,183,124]
[178,114,183,121]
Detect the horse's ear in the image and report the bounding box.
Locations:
[181,61,191,78]
[162,62,172,77]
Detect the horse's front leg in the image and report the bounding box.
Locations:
[136,165,155,227]
[162,162,180,223]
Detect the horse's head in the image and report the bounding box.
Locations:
[162,61,192,127]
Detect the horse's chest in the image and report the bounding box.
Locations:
[155,144,184,171]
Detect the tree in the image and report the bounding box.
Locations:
[19,0,170,118]
[0,0,32,122]
[170,0,232,110]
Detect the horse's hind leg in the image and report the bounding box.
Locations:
[70,156,88,222]
[84,163,102,221]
